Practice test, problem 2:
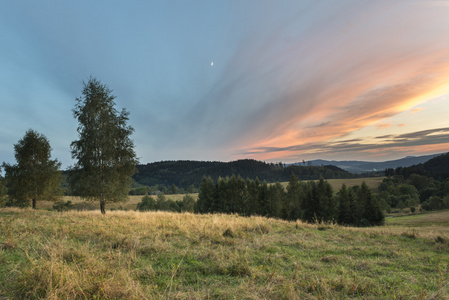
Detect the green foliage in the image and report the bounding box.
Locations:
[53,200,73,212]
[2,129,62,209]
[136,194,156,212]
[134,159,353,189]
[196,174,384,227]
[181,194,195,213]
[422,196,447,211]
[69,77,138,214]
[284,173,304,220]
[358,182,384,226]
[129,185,154,195]
[156,192,167,210]
[196,176,214,213]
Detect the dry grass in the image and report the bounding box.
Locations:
[0,208,448,299]
[36,194,199,211]
[280,177,384,192]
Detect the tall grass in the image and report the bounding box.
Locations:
[0,208,448,299]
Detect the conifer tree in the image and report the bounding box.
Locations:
[267,182,284,218]
[285,173,304,220]
[196,176,214,213]
[337,184,352,225]
[246,178,260,216]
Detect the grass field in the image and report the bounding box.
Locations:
[37,194,199,211]
[280,177,384,192]
[1,208,448,299]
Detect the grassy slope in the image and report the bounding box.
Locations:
[1,208,448,299]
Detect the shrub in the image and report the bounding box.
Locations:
[136,194,156,211]
[53,200,73,212]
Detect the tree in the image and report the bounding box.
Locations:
[337,184,353,225]
[2,130,62,209]
[196,176,215,213]
[181,194,195,213]
[69,77,137,214]
[285,173,304,220]
[358,182,384,226]
[137,194,156,211]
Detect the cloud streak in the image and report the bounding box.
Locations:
[1,1,449,166]
[174,1,449,162]
[241,127,449,161]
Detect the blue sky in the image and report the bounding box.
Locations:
[1,1,449,169]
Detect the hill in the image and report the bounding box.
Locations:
[133,159,353,188]
[0,208,448,299]
[301,153,442,173]
[389,152,449,180]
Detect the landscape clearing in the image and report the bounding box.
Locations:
[0,208,448,299]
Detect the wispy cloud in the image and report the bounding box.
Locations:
[184,1,449,161]
[240,127,449,162]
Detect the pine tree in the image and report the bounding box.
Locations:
[2,130,62,209]
[69,77,137,214]
[337,184,352,225]
[196,176,215,213]
[285,173,304,220]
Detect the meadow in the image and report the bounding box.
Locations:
[0,208,448,299]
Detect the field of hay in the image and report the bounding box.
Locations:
[0,208,448,299]
[280,177,384,192]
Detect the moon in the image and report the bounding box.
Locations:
[211,61,214,67]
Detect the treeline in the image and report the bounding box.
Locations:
[381,153,449,211]
[195,174,384,227]
[379,174,449,212]
[134,159,354,189]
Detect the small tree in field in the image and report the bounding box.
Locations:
[2,130,62,209]
[69,77,137,214]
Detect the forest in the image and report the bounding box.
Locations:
[133,159,354,190]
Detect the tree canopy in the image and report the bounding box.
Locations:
[69,77,137,214]
[2,129,62,209]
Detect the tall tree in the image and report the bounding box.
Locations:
[285,173,304,220]
[2,130,62,209]
[69,77,137,214]
[337,184,353,225]
[195,176,214,213]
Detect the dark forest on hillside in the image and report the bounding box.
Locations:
[133,159,354,189]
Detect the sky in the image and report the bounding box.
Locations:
[1,0,449,169]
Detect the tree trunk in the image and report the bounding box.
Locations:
[100,198,106,214]
[32,198,37,209]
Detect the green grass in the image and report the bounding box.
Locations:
[386,210,449,227]
[1,208,448,299]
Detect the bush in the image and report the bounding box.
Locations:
[53,200,73,212]
[136,194,156,212]
[421,196,445,211]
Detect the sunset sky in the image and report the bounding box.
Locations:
[1,0,449,169]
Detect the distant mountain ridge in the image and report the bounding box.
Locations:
[294,153,443,174]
